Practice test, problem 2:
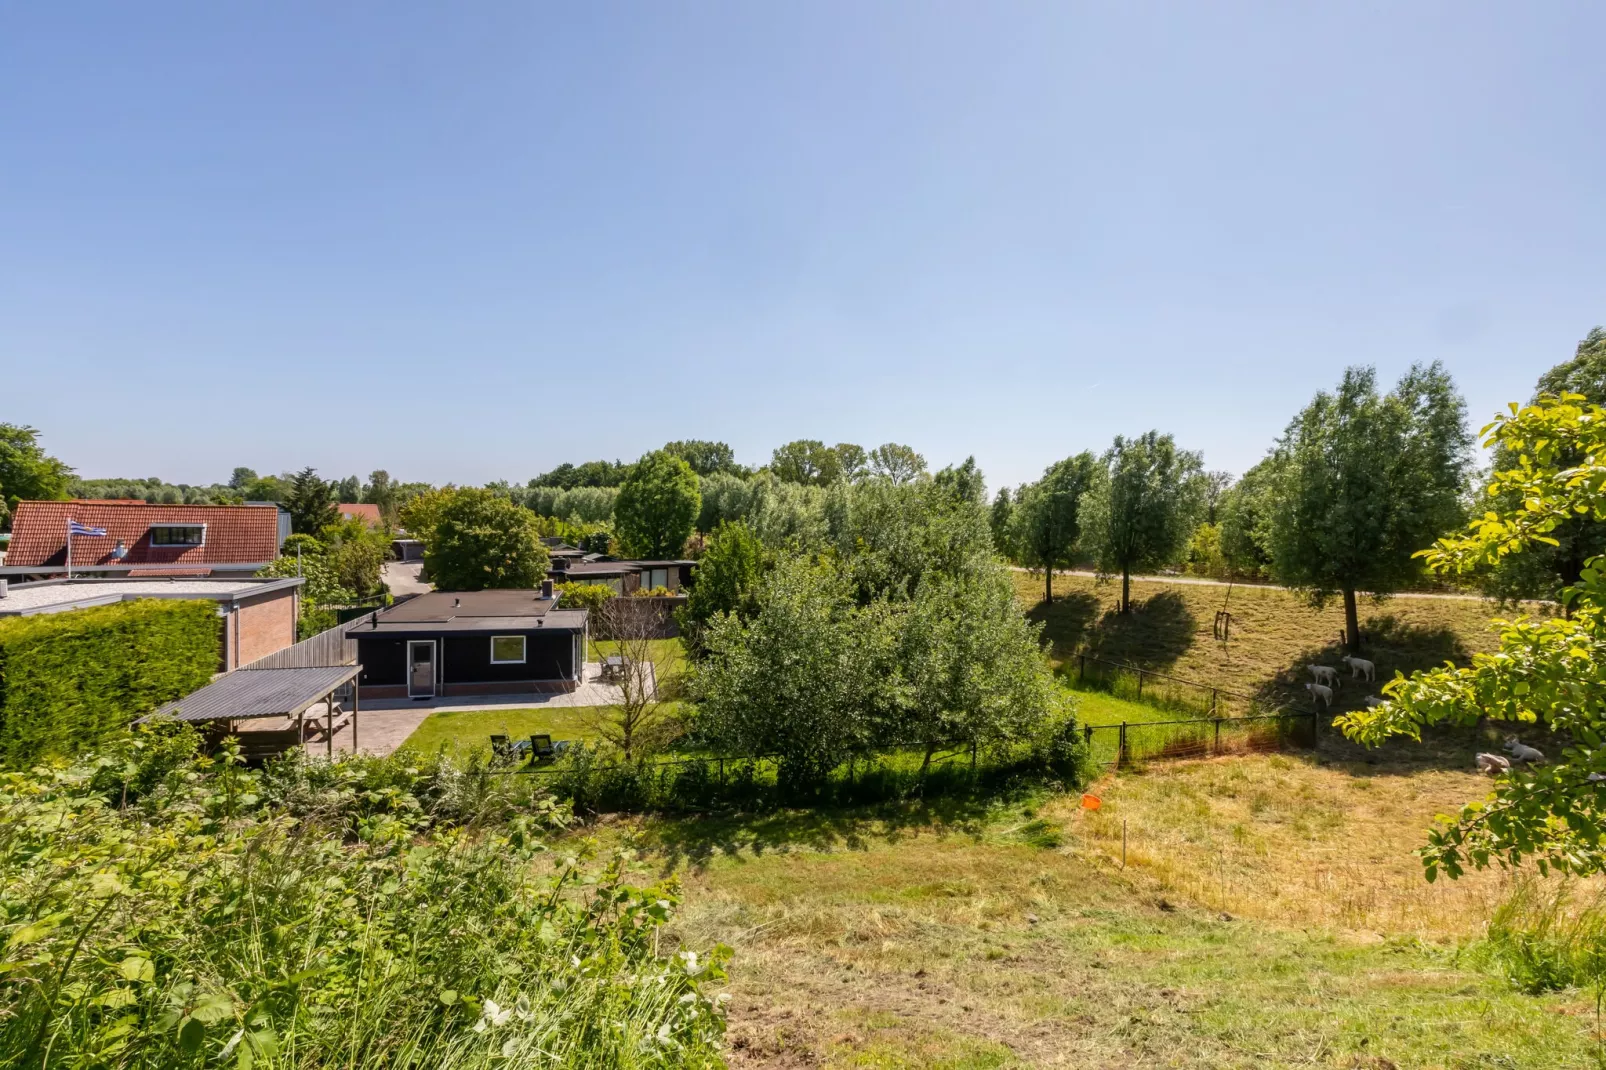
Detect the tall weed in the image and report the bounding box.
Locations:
[0,730,726,1068]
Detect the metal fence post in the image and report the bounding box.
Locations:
[1137,670,1144,698]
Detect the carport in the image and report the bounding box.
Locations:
[142,664,363,760]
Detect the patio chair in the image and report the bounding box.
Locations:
[529,734,555,760]
[489,734,532,765]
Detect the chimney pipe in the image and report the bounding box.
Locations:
[541,578,554,599]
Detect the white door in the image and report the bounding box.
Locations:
[408,641,435,698]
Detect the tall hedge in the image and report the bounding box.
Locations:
[0,599,221,769]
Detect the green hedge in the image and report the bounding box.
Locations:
[0,599,221,769]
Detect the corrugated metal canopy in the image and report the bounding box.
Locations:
[143,665,361,723]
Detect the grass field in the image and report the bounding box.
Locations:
[1016,572,1554,716]
[397,705,602,756]
[595,733,1600,1067]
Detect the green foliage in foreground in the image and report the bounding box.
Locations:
[0,732,726,1068]
[1340,394,1606,879]
[0,599,220,770]
[1473,877,1606,997]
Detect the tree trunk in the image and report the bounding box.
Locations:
[919,743,935,779]
[1343,587,1360,653]
[1045,561,1053,605]
[1121,569,1131,614]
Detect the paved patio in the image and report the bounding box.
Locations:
[323,661,654,756]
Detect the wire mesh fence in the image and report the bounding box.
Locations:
[1069,652,1259,717]
[1083,709,1319,769]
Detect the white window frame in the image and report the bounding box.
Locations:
[490,635,527,665]
[150,523,207,547]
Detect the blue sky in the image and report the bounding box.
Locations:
[3,3,1603,492]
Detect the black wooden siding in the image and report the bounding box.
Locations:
[356,630,577,687]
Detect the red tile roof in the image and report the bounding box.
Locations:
[337,503,383,527]
[5,501,283,570]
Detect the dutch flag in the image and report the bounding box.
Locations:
[68,519,108,537]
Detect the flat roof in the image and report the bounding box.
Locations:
[143,665,361,723]
[0,577,303,617]
[357,589,588,634]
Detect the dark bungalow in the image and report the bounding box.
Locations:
[353,587,588,700]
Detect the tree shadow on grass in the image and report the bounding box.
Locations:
[1255,612,1494,775]
[1082,591,1197,672]
[1025,591,1100,660]
[635,789,1029,875]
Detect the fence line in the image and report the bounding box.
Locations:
[492,738,985,779]
[1070,652,1260,715]
[239,611,377,670]
[1083,708,1318,769]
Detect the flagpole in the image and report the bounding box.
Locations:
[65,517,71,580]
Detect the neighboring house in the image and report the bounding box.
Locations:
[552,558,695,595]
[353,586,588,699]
[1,500,289,580]
[337,503,383,528]
[0,575,305,671]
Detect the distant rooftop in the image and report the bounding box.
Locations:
[362,588,587,633]
[0,576,303,617]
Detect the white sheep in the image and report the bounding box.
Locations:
[1504,737,1546,764]
[1342,655,1376,682]
[1476,752,1511,775]
[1307,665,1341,689]
[1305,682,1333,709]
[1363,695,1385,709]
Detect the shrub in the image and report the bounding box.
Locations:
[0,742,727,1067]
[554,581,614,615]
[0,599,220,769]
[1474,877,1606,996]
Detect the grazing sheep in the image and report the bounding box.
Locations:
[1504,737,1546,764]
[1305,682,1333,709]
[1363,695,1385,709]
[1307,665,1341,689]
[1342,655,1376,682]
[1476,752,1511,775]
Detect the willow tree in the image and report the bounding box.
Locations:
[1263,364,1470,652]
[1081,432,1205,613]
[1006,453,1100,604]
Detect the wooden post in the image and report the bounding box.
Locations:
[1118,721,1127,768]
[1214,716,1221,753]
[326,689,334,760]
[1083,725,1094,748]
[1079,653,1086,683]
[1137,670,1144,698]
[352,678,360,755]
[1210,689,1218,717]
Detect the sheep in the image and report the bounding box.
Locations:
[1504,737,1546,764]
[1476,752,1511,775]
[1305,682,1333,709]
[1363,695,1386,709]
[1342,655,1376,682]
[1307,664,1341,689]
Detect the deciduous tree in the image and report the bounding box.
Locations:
[678,520,763,653]
[1263,364,1470,650]
[663,440,743,477]
[0,424,72,524]
[614,450,700,559]
[868,443,927,484]
[1082,432,1205,613]
[426,488,549,591]
[1007,453,1100,604]
[1338,393,1606,878]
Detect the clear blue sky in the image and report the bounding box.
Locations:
[3,3,1603,492]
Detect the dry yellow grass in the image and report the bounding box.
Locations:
[1016,571,1556,714]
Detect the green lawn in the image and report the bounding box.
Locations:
[397,706,602,757]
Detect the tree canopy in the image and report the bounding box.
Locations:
[425,488,550,591]
[0,424,73,526]
[284,467,339,536]
[1006,453,1101,604]
[678,519,763,654]
[1082,432,1205,613]
[867,443,927,484]
[662,440,744,478]
[1338,393,1606,879]
[614,450,700,559]
[1263,363,1470,650]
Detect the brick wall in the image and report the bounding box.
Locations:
[232,589,298,667]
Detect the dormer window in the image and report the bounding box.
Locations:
[150,524,205,547]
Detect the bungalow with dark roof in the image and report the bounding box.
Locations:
[1,500,289,580]
[551,558,696,595]
[353,585,588,700]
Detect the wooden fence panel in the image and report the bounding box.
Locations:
[239,611,377,670]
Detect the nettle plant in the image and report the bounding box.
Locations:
[0,732,727,1068]
[1339,394,1606,879]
